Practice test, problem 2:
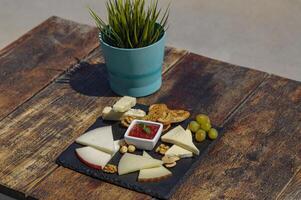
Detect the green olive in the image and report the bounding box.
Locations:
[188,121,200,133]
[208,128,218,140]
[200,122,211,132]
[195,129,206,142]
[196,114,210,126]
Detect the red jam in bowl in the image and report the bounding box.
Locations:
[128,123,160,140]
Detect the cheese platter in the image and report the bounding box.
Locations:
[56,96,222,199]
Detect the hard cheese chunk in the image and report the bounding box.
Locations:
[113,96,136,112]
[123,109,146,118]
[161,125,199,155]
[102,106,124,121]
[75,146,112,170]
[102,106,146,121]
[165,144,193,158]
[76,126,115,155]
[138,151,172,182]
[118,153,163,175]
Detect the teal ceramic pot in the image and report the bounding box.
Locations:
[99,32,166,97]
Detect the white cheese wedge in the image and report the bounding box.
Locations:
[113,96,136,112]
[142,151,154,159]
[118,153,163,175]
[113,140,121,153]
[123,109,146,118]
[75,126,115,155]
[161,125,199,155]
[165,145,193,158]
[102,106,145,121]
[138,151,172,182]
[75,146,112,170]
[102,106,124,121]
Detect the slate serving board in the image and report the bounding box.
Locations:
[56,104,223,199]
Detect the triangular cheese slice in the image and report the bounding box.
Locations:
[76,126,115,155]
[76,140,120,170]
[118,153,163,175]
[161,125,199,155]
[165,145,193,158]
[75,146,112,170]
[138,151,172,182]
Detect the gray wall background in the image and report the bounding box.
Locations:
[1,0,301,81]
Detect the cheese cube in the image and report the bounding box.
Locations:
[123,109,146,118]
[102,106,145,121]
[102,106,124,121]
[113,96,136,112]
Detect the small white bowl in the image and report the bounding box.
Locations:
[124,119,163,150]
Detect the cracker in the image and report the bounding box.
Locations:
[162,123,171,132]
[169,110,190,123]
[165,162,176,168]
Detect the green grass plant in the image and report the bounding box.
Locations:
[89,0,169,48]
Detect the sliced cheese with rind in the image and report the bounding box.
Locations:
[113,96,136,112]
[118,153,163,175]
[165,144,193,158]
[76,126,115,155]
[138,151,172,182]
[75,146,112,170]
[76,140,119,170]
[161,125,199,155]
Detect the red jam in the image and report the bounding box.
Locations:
[128,123,160,140]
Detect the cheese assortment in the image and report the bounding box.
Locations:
[71,96,220,184]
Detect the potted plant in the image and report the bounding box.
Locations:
[89,0,169,97]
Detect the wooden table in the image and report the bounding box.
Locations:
[0,16,300,200]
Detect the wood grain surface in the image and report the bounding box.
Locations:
[277,168,301,200]
[139,53,268,126]
[29,53,267,200]
[0,16,98,121]
[0,36,186,199]
[27,167,151,200]
[171,75,301,200]
[1,16,300,200]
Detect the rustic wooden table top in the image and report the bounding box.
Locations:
[0,16,300,200]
